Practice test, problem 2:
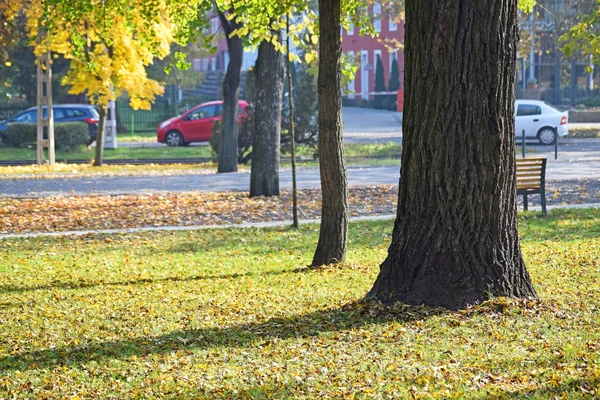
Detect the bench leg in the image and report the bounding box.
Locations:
[541,190,547,216]
[523,194,528,211]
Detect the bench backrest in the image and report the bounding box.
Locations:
[516,158,546,191]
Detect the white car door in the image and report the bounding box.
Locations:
[515,103,543,139]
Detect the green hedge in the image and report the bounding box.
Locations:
[2,122,89,152]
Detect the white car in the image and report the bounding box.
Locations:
[515,100,568,145]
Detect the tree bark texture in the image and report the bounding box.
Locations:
[93,105,107,167]
[367,0,537,309]
[250,33,284,197]
[311,0,349,266]
[218,14,243,173]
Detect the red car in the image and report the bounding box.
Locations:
[157,100,249,146]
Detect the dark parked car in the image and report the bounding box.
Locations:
[0,104,100,144]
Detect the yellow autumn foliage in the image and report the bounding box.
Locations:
[0,0,23,54]
[24,0,190,110]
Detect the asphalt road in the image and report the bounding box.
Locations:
[0,166,397,198]
[119,107,403,147]
[119,107,599,147]
[1,107,599,198]
[2,159,599,198]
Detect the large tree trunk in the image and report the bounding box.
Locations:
[367,0,537,309]
[250,33,284,197]
[311,0,348,266]
[217,13,243,173]
[93,105,107,167]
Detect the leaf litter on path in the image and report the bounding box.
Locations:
[1,180,598,235]
[0,186,398,234]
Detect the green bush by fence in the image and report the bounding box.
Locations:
[2,122,90,152]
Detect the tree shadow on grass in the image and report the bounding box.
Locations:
[0,267,310,294]
[1,301,446,372]
[498,377,600,399]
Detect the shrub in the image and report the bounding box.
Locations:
[577,97,600,108]
[373,55,387,110]
[54,123,90,151]
[385,58,400,111]
[281,64,318,153]
[2,122,89,152]
[2,123,36,147]
[209,111,254,165]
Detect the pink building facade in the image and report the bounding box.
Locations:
[342,7,405,103]
[193,10,405,106]
[192,16,258,74]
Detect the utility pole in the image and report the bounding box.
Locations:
[529,11,536,81]
[36,51,55,165]
[589,55,594,90]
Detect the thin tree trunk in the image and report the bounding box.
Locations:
[217,12,243,173]
[286,17,299,229]
[250,32,284,197]
[367,0,537,310]
[311,0,348,266]
[93,105,107,167]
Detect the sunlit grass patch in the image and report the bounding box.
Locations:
[0,161,220,179]
[0,209,598,398]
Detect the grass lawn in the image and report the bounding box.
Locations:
[0,145,214,162]
[0,208,598,398]
[0,143,401,164]
[117,132,157,143]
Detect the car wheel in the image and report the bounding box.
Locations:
[537,127,556,145]
[165,130,184,146]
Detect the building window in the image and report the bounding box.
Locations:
[389,15,398,32]
[361,50,370,100]
[373,2,381,33]
[211,18,219,34]
[348,22,354,35]
[202,59,209,70]
[193,58,201,71]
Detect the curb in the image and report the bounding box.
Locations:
[2,203,599,240]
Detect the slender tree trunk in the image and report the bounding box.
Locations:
[367,0,537,310]
[93,105,107,167]
[250,32,284,197]
[311,0,348,266]
[217,13,243,173]
[286,17,299,229]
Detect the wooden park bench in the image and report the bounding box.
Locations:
[516,158,547,216]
